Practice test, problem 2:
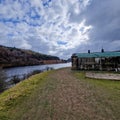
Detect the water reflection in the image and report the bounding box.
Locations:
[4,63,71,81]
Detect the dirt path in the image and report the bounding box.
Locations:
[45,68,117,120]
[14,68,119,120]
[46,68,97,120]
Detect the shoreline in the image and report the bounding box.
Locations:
[1,62,68,69]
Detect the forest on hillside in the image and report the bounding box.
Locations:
[0,45,60,68]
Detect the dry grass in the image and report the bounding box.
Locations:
[0,68,120,120]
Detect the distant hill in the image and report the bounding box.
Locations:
[0,45,60,68]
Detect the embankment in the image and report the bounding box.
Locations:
[0,68,120,120]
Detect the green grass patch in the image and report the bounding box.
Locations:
[0,71,51,120]
[73,70,120,119]
[74,71,120,91]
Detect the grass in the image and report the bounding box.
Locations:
[74,70,120,92]
[0,71,51,120]
[74,70,120,119]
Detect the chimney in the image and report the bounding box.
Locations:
[101,48,104,53]
[88,50,90,54]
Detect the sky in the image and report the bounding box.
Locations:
[0,0,120,59]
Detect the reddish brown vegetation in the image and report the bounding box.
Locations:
[0,45,60,68]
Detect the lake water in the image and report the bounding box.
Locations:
[4,62,71,81]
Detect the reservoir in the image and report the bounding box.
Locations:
[4,62,71,81]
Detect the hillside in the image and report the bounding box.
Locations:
[0,68,120,120]
[0,45,60,68]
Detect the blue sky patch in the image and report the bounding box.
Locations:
[57,41,67,45]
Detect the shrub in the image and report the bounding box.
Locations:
[11,75,21,84]
[0,68,7,92]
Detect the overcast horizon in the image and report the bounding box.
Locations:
[0,0,120,59]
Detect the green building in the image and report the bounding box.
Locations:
[71,49,120,71]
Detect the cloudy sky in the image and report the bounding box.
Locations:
[0,0,120,59]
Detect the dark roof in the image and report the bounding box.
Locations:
[73,51,120,58]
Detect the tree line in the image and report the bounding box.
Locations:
[0,45,60,68]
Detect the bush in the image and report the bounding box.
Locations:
[31,70,42,75]
[0,68,7,93]
[11,75,21,84]
[45,67,54,71]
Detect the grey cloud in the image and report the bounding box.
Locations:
[69,0,120,52]
[84,0,120,44]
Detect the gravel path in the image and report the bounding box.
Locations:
[48,68,91,120]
